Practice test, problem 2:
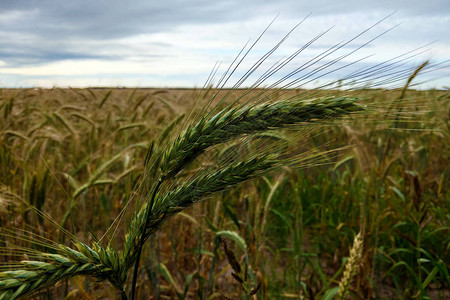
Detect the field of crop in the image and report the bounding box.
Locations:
[0,86,448,299]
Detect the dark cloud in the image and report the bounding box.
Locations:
[2,1,242,39]
[0,50,116,67]
[3,1,449,40]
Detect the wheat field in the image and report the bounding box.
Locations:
[0,81,448,299]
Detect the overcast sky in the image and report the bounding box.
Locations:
[1,0,449,89]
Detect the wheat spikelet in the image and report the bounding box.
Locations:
[338,232,364,299]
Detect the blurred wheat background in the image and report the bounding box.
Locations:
[0,84,448,299]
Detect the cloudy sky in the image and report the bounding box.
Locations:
[1,0,449,89]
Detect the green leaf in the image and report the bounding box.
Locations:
[321,286,339,300]
[183,273,195,299]
[99,193,109,212]
[203,217,218,233]
[269,208,293,232]
[157,263,182,295]
[223,203,241,230]
[389,186,405,202]
[190,248,214,257]
[333,155,354,172]
[422,266,439,289]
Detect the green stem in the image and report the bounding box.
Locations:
[130,179,163,300]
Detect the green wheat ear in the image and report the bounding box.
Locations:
[0,243,119,300]
[160,96,363,180]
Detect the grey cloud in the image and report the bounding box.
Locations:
[0,49,117,67]
[3,1,449,40]
[1,0,449,87]
[1,1,242,66]
[2,1,241,39]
